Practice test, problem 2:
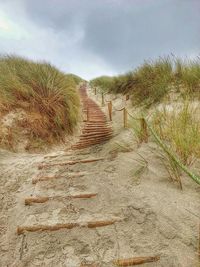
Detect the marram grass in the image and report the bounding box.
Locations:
[90,56,200,107]
[146,119,200,185]
[0,55,80,150]
[152,103,200,165]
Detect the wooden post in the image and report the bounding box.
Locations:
[126,94,129,101]
[101,93,105,106]
[87,106,89,121]
[140,118,148,142]
[123,108,128,128]
[108,101,112,121]
[199,222,200,262]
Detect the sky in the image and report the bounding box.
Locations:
[0,0,199,80]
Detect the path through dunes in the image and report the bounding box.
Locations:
[0,85,199,267]
[7,149,160,267]
[72,85,113,150]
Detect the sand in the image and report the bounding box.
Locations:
[0,89,200,267]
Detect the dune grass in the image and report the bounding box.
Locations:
[90,56,200,107]
[152,102,200,165]
[90,76,114,93]
[90,57,174,105]
[0,55,80,150]
[146,118,200,186]
[174,58,200,95]
[65,73,84,85]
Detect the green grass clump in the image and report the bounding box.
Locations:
[90,76,114,93]
[65,73,85,85]
[130,57,173,105]
[90,56,200,107]
[174,58,200,95]
[146,118,200,186]
[112,57,173,106]
[0,55,80,149]
[152,102,200,165]
[90,57,173,106]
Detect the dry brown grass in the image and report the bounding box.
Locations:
[0,55,81,150]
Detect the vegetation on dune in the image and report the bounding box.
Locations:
[174,58,200,95]
[65,73,85,85]
[129,58,173,106]
[90,76,115,93]
[146,118,200,186]
[0,55,80,150]
[152,102,200,165]
[90,56,200,106]
[90,56,200,187]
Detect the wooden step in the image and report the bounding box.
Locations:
[32,172,87,184]
[17,219,121,235]
[72,138,111,149]
[25,193,98,205]
[82,130,112,135]
[80,132,113,139]
[78,135,112,142]
[84,125,112,129]
[38,157,104,169]
[86,121,111,125]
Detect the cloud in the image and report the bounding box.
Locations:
[0,0,199,79]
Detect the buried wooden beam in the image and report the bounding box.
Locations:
[25,193,98,205]
[17,223,78,235]
[38,157,104,169]
[87,219,118,228]
[32,172,87,184]
[80,264,98,267]
[113,256,160,266]
[199,222,200,262]
[75,140,112,146]
[17,219,120,235]
[44,153,72,159]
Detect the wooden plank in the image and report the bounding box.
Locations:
[17,219,120,235]
[38,157,104,169]
[32,172,87,184]
[24,193,98,205]
[113,256,160,266]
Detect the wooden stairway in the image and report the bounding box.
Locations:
[72,85,113,150]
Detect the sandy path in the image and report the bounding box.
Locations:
[0,87,200,267]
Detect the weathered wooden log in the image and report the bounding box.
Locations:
[80,132,112,138]
[38,157,104,169]
[25,196,49,205]
[17,219,120,235]
[32,172,87,184]
[24,193,97,205]
[82,128,112,132]
[199,222,200,262]
[113,256,160,266]
[72,140,110,149]
[17,223,78,235]
[80,264,98,267]
[73,137,111,146]
[87,219,118,228]
[44,153,72,159]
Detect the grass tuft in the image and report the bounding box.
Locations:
[152,102,200,165]
[0,55,80,150]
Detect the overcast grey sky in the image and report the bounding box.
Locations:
[0,0,199,80]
